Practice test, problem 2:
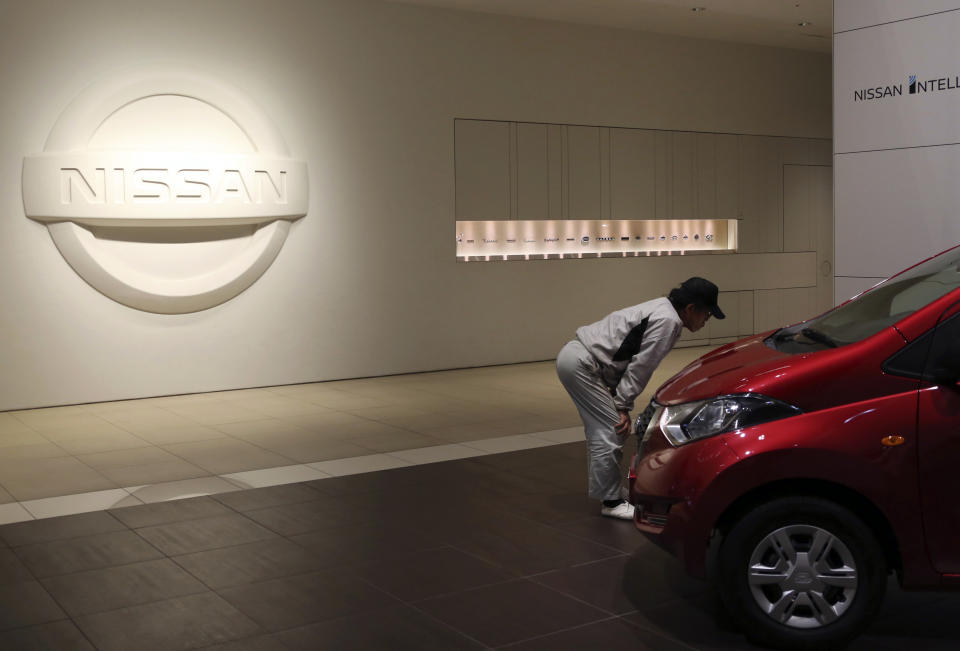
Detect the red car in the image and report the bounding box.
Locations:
[628,244,960,650]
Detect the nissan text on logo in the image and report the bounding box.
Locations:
[21,67,308,314]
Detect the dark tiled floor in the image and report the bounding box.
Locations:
[0,442,957,650]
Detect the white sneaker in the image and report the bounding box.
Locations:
[600,500,635,520]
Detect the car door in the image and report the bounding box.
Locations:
[917,299,960,573]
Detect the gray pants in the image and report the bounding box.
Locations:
[556,339,625,501]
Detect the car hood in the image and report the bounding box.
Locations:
[655,327,913,411]
[655,334,795,405]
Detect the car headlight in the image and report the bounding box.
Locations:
[658,394,802,445]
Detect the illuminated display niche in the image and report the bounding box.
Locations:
[456,219,738,261]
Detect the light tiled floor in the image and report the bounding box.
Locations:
[0,346,714,522]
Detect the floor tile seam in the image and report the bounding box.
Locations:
[381,598,497,651]
[131,524,283,559]
[218,510,318,541]
[69,589,268,644]
[68,616,103,651]
[0,615,76,640]
[492,614,624,649]
[435,545,527,583]
[298,543,457,575]
[500,615,703,651]
[330,571,426,610]
[470,504,633,558]
[520,552,631,582]
[534,519,634,551]
[611,613,705,651]
[391,575,522,606]
[14,549,174,587]
[164,550,305,594]
[628,590,714,616]
[517,570,632,619]
[409,576,540,605]
[31,555,202,588]
[208,491,328,516]
[154,436,301,476]
[106,404,189,437]
[2,512,132,549]
[38,571,211,621]
[206,430,317,468]
[63,456,127,493]
[123,523,197,564]
[0,541,50,594]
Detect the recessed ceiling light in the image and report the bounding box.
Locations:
[797,21,813,27]
[691,7,707,12]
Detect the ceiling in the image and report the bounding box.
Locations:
[386,0,832,53]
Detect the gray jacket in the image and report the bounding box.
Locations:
[575,297,683,412]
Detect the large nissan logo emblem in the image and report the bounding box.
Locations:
[21,67,308,314]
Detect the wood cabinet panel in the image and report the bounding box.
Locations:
[516,123,550,220]
[610,128,656,220]
[455,120,510,220]
[567,126,602,220]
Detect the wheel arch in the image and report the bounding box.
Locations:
[706,478,902,579]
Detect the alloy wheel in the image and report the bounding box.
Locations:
[747,524,859,629]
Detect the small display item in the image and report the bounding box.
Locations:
[455,219,737,261]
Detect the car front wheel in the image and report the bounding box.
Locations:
[716,496,886,650]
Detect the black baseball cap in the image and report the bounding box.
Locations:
[680,277,725,319]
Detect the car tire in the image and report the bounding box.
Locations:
[716,496,886,650]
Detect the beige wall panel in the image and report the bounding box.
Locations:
[783,163,834,313]
[755,289,781,333]
[610,128,656,220]
[599,128,612,220]
[672,132,697,220]
[739,136,783,253]
[756,287,819,334]
[455,119,511,220]
[708,290,740,338]
[738,291,756,335]
[783,165,814,252]
[716,134,740,221]
[548,125,564,220]
[811,165,835,312]
[676,338,711,347]
[696,133,718,219]
[678,328,705,344]
[655,131,673,219]
[708,336,740,346]
[516,122,550,220]
[811,140,833,166]
[781,137,832,166]
[781,287,818,326]
[691,252,816,292]
[567,126,602,220]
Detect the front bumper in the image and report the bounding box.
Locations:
[628,426,740,577]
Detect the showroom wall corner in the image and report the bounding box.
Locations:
[834,0,960,301]
[0,0,831,410]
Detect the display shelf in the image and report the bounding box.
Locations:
[455,219,737,261]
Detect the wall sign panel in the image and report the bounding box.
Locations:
[21,67,308,314]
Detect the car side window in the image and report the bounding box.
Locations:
[883,310,960,380]
[923,309,960,384]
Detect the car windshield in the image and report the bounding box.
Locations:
[770,246,960,351]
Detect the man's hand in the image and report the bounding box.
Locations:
[614,410,631,437]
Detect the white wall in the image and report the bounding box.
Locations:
[834,1,960,301]
[0,0,831,410]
